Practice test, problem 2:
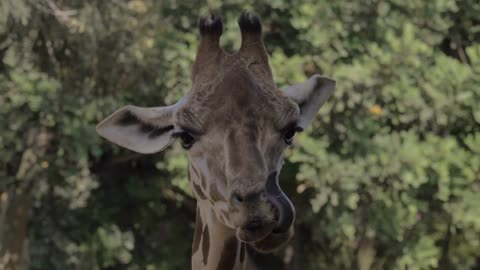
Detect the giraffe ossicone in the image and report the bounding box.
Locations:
[97,12,335,270]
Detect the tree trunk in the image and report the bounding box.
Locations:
[0,191,32,270]
[0,128,52,270]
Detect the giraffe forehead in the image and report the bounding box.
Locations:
[176,64,297,132]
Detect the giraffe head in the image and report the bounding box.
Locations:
[97,13,335,253]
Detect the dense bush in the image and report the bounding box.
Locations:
[0,0,479,269]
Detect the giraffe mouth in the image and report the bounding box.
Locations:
[236,221,275,243]
[250,226,294,253]
[236,214,294,252]
[235,172,295,243]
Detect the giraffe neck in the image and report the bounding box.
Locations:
[191,201,256,270]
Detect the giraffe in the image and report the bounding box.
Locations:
[96,12,335,270]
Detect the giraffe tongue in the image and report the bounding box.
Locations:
[265,171,295,234]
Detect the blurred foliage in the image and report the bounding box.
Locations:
[0,0,479,269]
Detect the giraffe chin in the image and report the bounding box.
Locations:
[235,222,275,243]
[249,225,294,254]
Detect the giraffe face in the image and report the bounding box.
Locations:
[175,65,300,246]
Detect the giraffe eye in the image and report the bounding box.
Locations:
[282,125,302,145]
[174,131,195,149]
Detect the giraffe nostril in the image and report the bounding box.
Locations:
[232,192,244,204]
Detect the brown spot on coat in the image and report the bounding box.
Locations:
[193,182,207,200]
[219,214,226,224]
[192,208,203,254]
[210,184,226,202]
[202,225,210,265]
[216,237,238,270]
[190,163,207,189]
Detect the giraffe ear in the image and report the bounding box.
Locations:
[96,103,180,154]
[283,75,336,129]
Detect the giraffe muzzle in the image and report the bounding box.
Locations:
[265,171,296,234]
